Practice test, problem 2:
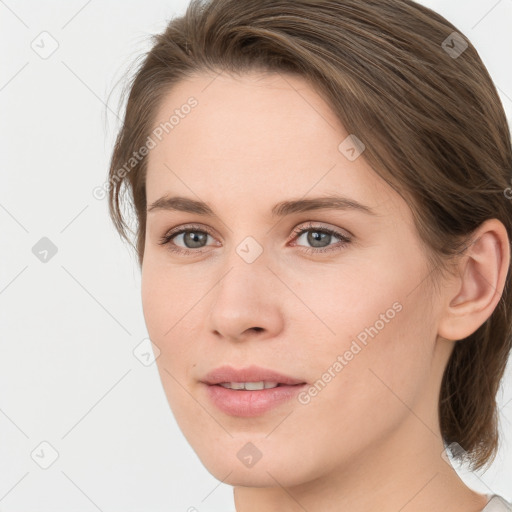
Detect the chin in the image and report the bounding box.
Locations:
[205,459,303,488]
[188,437,316,488]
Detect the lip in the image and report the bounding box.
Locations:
[201,364,306,386]
[200,365,307,417]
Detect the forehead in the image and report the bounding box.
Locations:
[150,70,345,157]
[145,70,397,214]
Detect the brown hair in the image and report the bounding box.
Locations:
[108,0,512,471]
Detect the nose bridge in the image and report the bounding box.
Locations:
[207,236,283,339]
[214,238,269,311]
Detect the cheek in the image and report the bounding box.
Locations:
[141,258,190,377]
[141,260,167,342]
[298,256,435,448]
[141,253,201,339]
[141,261,201,422]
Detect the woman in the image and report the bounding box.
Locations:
[107,0,512,510]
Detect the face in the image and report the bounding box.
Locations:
[142,70,445,487]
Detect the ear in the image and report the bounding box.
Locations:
[438,218,510,341]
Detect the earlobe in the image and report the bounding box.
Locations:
[438,219,510,341]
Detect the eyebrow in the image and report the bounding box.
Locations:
[147,194,377,217]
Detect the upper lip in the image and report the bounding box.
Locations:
[201,365,306,386]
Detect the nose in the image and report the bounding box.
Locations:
[207,253,285,342]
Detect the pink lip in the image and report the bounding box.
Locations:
[201,364,306,386]
[200,365,307,417]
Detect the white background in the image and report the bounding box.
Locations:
[1,1,511,511]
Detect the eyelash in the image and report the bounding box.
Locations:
[158,222,352,256]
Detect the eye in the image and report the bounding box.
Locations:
[158,222,352,255]
[158,223,216,255]
[289,222,352,254]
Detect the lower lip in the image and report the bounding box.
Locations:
[203,383,307,417]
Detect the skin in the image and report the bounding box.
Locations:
[141,70,509,512]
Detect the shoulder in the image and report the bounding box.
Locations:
[482,495,512,512]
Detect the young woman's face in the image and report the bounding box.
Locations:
[142,71,449,487]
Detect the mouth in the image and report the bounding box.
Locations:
[215,381,301,390]
[200,365,307,417]
[201,364,306,387]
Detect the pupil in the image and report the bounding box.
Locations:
[185,231,207,248]
[308,231,329,247]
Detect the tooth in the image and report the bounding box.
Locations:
[218,381,281,390]
[244,382,265,390]
[219,382,245,390]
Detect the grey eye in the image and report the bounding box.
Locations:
[175,230,210,249]
[296,229,337,248]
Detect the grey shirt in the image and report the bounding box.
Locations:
[482,495,512,511]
